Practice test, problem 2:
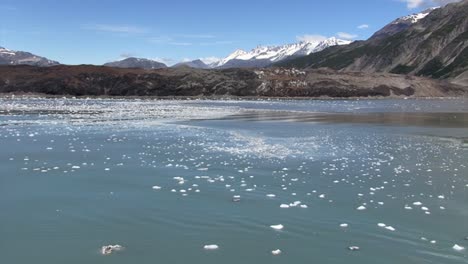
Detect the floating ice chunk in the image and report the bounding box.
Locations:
[348,246,360,251]
[300,204,308,209]
[101,244,124,255]
[270,224,284,230]
[340,223,348,228]
[232,195,241,202]
[319,194,325,199]
[385,226,396,231]
[152,186,162,190]
[271,249,282,255]
[204,244,219,250]
[421,207,429,211]
[453,244,465,251]
[404,206,413,210]
[356,206,366,211]
[71,166,80,169]
[438,195,445,199]
[378,223,386,228]
[430,240,437,244]
[413,202,422,206]
[280,204,290,208]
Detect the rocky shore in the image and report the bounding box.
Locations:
[0,65,466,98]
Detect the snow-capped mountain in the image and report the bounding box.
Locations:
[395,7,439,24]
[103,57,167,69]
[0,46,59,66]
[371,7,439,40]
[210,37,351,68]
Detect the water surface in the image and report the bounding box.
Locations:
[1,98,467,264]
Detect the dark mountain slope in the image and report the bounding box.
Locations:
[278,0,468,85]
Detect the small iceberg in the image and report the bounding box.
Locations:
[453,244,465,251]
[271,249,282,255]
[356,205,366,211]
[101,244,124,255]
[348,246,360,251]
[204,244,219,250]
[270,224,284,230]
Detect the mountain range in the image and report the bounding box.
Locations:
[278,0,468,86]
[1,1,467,86]
[103,57,167,69]
[0,46,59,67]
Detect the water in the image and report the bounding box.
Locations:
[1,98,467,264]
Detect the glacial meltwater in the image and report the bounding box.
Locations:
[1,98,467,264]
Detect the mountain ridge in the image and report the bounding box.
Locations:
[277,0,468,85]
[0,46,59,67]
[103,57,167,69]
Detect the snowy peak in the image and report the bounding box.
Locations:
[371,7,439,40]
[212,37,351,68]
[0,46,59,66]
[393,7,439,24]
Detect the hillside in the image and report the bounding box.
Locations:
[0,65,465,98]
[278,0,468,86]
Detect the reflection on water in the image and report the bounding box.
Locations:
[216,111,468,128]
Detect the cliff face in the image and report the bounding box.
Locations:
[0,65,466,98]
[278,0,468,86]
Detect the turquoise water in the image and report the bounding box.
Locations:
[1,98,467,264]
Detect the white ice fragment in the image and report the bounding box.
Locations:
[453,244,465,251]
[152,186,162,190]
[378,223,386,228]
[413,202,422,206]
[204,244,219,250]
[340,223,348,228]
[270,224,284,230]
[271,249,282,255]
[101,244,124,255]
[356,206,366,211]
[280,204,290,208]
[266,194,276,198]
[385,226,396,231]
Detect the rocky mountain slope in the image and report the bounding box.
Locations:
[0,46,59,66]
[278,0,468,86]
[172,59,209,69]
[104,57,167,69]
[0,65,465,97]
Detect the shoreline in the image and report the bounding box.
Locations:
[0,92,466,101]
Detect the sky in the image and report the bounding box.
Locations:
[0,0,461,65]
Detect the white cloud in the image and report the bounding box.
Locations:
[402,0,461,9]
[296,34,328,43]
[176,34,216,39]
[357,24,369,29]
[148,36,173,43]
[170,42,192,46]
[200,57,221,64]
[200,40,234,46]
[153,57,175,66]
[119,53,136,58]
[404,0,425,9]
[85,24,148,34]
[336,32,358,40]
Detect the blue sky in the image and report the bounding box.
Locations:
[0,0,458,65]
